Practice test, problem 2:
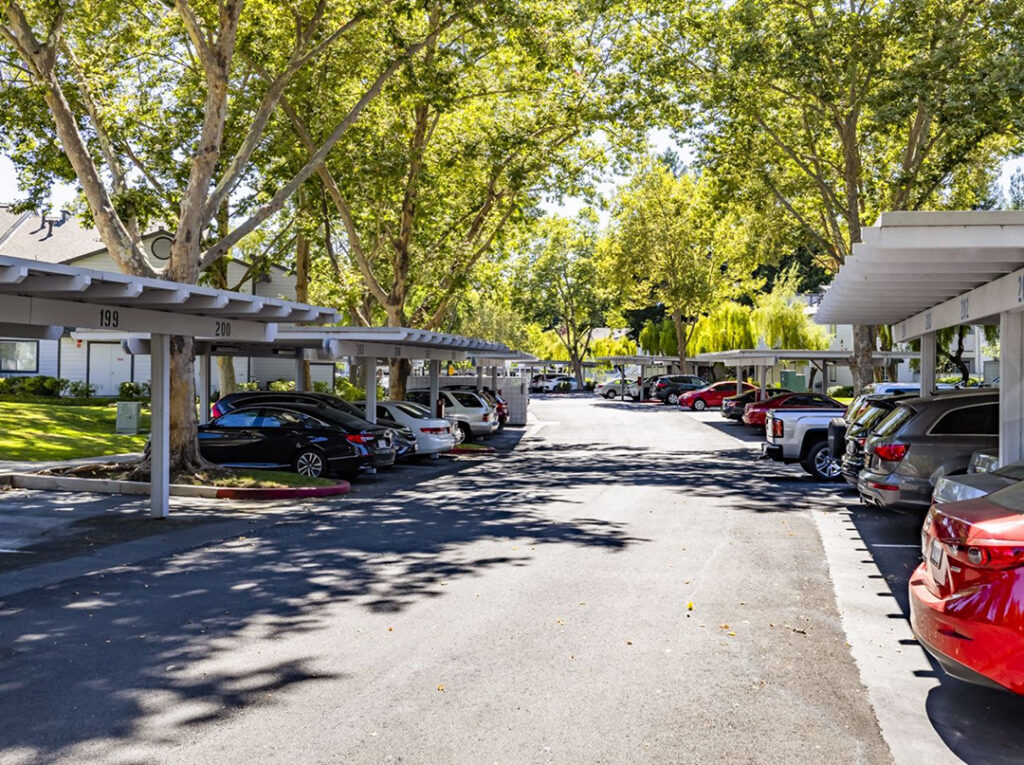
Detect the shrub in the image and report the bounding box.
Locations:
[312,380,330,393]
[556,381,571,393]
[268,378,296,392]
[335,378,366,400]
[236,381,260,392]
[938,375,981,386]
[584,379,596,391]
[119,381,141,399]
[827,385,854,398]
[1,375,68,397]
[67,380,95,398]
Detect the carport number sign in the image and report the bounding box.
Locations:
[99,308,119,328]
[215,320,231,337]
[960,296,970,321]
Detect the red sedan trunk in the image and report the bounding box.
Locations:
[741,392,843,428]
[910,488,1024,693]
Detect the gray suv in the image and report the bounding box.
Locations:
[858,390,999,509]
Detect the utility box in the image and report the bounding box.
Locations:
[116,401,141,434]
[780,370,806,392]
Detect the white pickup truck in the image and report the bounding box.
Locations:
[762,405,846,481]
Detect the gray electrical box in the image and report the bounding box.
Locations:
[116,401,141,434]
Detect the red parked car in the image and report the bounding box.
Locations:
[742,392,844,429]
[679,381,756,411]
[910,484,1024,693]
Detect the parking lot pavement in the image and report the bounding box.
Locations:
[0,399,1009,763]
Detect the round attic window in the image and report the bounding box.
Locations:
[150,234,172,261]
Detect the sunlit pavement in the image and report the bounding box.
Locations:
[0,397,1017,763]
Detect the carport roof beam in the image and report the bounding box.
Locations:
[814,211,1024,334]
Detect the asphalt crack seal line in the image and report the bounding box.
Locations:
[812,506,956,764]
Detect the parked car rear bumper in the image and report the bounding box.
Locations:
[761,443,784,462]
[857,468,931,508]
[909,563,1022,693]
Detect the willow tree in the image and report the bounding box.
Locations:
[637,0,1024,391]
[0,0,470,470]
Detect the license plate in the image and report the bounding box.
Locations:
[929,538,944,568]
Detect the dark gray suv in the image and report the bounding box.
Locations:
[858,390,999,509]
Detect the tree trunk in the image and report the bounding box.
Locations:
[294,231,312,390]
[217,356,237,396]
[168,335,203,471]
[671,309,687,369]
[850,324,876,393]
[388,357,410,400]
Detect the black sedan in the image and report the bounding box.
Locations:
[199,403,396,479]
[721,388,791,421]
[211,391,417,460]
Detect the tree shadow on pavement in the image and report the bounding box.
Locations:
[0,446,642,760]
[844,500,1024,763]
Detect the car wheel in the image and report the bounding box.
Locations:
[604,390,616,399]
[293,448,326,478]
[458,421,473,443]
[802,441,841,481]
[692,398,706,411]
[667,392,679,405]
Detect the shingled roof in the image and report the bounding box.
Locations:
[0,205,106,263]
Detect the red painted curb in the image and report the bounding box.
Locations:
[214,480,351,500]
[450,445,497,454]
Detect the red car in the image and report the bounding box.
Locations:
[679,381,756,411]
[741,392,844,428]
[910,485,1024,693]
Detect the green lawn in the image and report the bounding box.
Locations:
[0,401,150,461]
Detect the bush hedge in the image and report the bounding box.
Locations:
[827,385,855,398]
[0,375,70,397]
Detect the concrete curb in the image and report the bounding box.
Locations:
[450,445,497,455]
[6,473,351,499]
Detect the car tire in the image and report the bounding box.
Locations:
[293,448,326,478]
[667,392,679,405]
[692,398,707,411]
[801,441,841,481]
[604,390,616,399]
[458,421,473,443]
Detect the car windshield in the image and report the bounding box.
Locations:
[451,391,484,408]
[852,404,890,432]
[392,401,431,418]
[873,405,915,438]
[293,406,367,430]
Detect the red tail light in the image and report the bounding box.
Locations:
[945,542,1024,570]
[346,433,375,445]
[482,413,490,422]
[420,427,447,434]
[856,437,866,447]
[771,419,784,438]
[873,443,908,462]
[211,403,223,418]
[656,381,667,389]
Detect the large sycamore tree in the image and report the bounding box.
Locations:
[281,0,633,398]
[602,158,756,369]
[0,0,475,470]
[637,0,1024,390]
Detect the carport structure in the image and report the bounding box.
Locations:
[594,355,680,400]
[124,326,523,425]
[0,253,338,519]
[694,348,919,397]
[815,210,1024,464]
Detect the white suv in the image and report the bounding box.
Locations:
[406,389,499,441]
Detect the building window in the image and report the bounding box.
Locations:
[0,340,39,372]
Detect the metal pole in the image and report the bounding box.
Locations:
[363,357,377,423]
[295,355,306,392]
[758,365,766,399]
[490,365,497,392]
[150,332,170,520]
[429,359,441,416]
[198,352,210,425]
[476,364,483,392]
[920,331,937,400]
[735,364,743,396]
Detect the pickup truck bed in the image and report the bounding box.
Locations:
[763,407,846,481]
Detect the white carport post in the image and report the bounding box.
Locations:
[919,331,936,400]
[429,359,441,417]
[758,365,766,399]
[363,357,377,423]
[294,355,306,392]
[150,333,170,520]
[639,362,646,401]
[198,351,211,425]
[490,365,498,392]
[1000,311,1024,465]
[476,364,483,393]
[735,364,743,395]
